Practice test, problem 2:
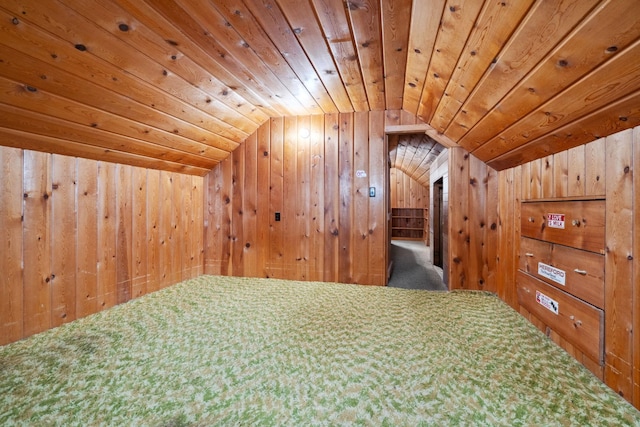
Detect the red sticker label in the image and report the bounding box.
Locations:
[547,213,565,229]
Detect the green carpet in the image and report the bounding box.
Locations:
[1,275,639,426]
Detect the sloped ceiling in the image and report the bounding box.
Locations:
[1,0,639,176]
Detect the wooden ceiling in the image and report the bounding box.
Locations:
[389,134,444,187]
[1,0,639,176]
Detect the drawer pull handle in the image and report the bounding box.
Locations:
[574,269,587,275]
[528,217,535,223]
[572,219,580,227]
[569,315,583,328]
[525,253,534,257]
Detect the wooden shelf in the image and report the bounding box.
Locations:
[391,208,426,240]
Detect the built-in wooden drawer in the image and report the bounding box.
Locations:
[517,271,604,365]
[521,200,605,254]
[519,237,605,309]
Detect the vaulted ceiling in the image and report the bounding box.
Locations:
[1,0,639,177]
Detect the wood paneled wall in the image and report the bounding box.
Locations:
[0,147,204,345]
[390,167,429,209]
[203,110,420,286]
[446,148,499,292]
[493,131,640,407]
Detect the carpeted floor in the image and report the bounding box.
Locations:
[1,275,639,426]
[388,239,447,291]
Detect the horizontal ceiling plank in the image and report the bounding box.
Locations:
[416,0,484,122]
[135,0,301,117]
[114,0,282,117]
[0,127,212,176]
[380,0,411,111]
[69,0,270,126]
[474,38,640,161]
[486,89,640,170]
[430,0,534,133]
[457,0,639,151]
[347,0,386,110]
[311,0,369,111]
[0,43,239,154]
[0,103,218,169]
[445,0,601,143]
[173,0,321,115]
[0,76,230,162]
[240,0,344,113]
[0,4,250,144]
[403,0,445,115]
[214,0,337,113]
[274,0,354,112]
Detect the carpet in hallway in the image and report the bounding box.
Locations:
[387,240,447,291]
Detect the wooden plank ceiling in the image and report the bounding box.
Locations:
[1,0,639,177]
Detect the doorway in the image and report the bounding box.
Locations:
[433,178,444,268]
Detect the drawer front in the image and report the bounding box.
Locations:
[549,244,605,308]
[521,200,605,253]
[519,237,551,274]
[519,238,605,309]
[517,271,604,364]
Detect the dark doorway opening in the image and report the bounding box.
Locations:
[433,178,444,268]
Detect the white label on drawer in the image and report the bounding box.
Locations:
[536,290,559,315]
[538,262,566,286]
[547,213,565,229]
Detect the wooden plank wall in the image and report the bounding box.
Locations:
[494,131,639,407]
[446,147,499,292]
[203,110,417,285]
[0,147,204,345]
[390,167,429,209]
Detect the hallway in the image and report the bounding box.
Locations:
[387,240,447,291]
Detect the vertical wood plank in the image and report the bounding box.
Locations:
[568,145,586,197]
[243,131,258,277]
[115,164,132,304]
[171,173,184,283]
[131,167,147,298]
[97,161,117,310]
[633,127,640,408]
[269,117,284,278]
[484,165,499,292]
[369,110,387,285]
[282,116,297,278]
[22,150,51,337]
[51,155,77,327]
[497,168,515,306]
[159,171,172,287]
[529,158,542,199]
[448,148,469,289]
[146,169,161,292]
[541,155,554,198]
[352,111,369,284]
[297,115,311,281]
[324,113,340,282]
[605,129,634,402]
[338,112,354,283]
[0,147,23,344]
[309,114,325,281]
[585,137,606,197]
[192,176,204,276]
[257,121,271,278]
[553,150,568,198]
[180,174,192,280]
[468,155,486,290]
[521,162,531,200]
[76,158,98,318]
